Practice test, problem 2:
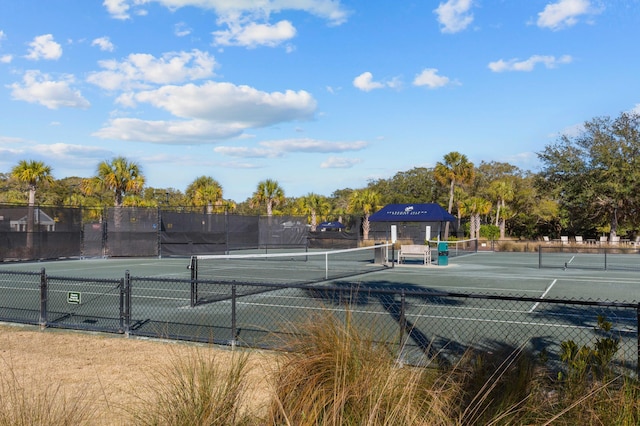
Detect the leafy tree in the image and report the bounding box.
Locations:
[348,189,381,240]
[0,172,30,204]
[10,160,54,250]
[367,167,438,204]
[538,112,640,239]
[434,152,475,238]
[330,188,354,224]
[185,176,224,214]
[250,179,285,216]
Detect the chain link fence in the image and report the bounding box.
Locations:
[1,268,637,373]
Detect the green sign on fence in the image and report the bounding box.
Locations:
[67,292,81,305]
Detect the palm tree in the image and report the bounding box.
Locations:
[434,152,475,239]
[84,156,145,207]
[186,176,224,214]
[83,157,145,229]
[300,193,331,231]
[460,196,491,240]
[348,189,381,240]
[11,160,54,252]
[11,160,54,206]
[488,179,515,238]
[250,179,285,216]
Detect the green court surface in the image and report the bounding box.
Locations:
[1,251,638,302]
[1,252,638,369]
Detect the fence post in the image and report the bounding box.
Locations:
[190,256,197,307]
[398,290,407,364]
[122,270,131,336]
[637,303,640,376]
[231,284,237,348]
[39,267,47,329]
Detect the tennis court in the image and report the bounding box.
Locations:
[0,249,638,370]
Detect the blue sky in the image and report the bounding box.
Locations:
[1,0,639,202]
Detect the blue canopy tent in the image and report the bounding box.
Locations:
[368,203,456,242]
[317,221,345,231]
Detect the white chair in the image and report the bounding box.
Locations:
[599,236,608,245]
[543,236,550,244]
[610,235,620,245]
[575,236,583,244]
[560,236,569,245]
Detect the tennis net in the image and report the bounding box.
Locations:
[188,243,392,306]
[428,239,478,257]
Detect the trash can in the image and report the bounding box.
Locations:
[374,242,385,264]
[437,241,449,266]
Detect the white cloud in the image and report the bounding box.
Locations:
[214,146,282,158]
[320,157,362,169]
[413,68,451,88]
[536,0,596,30]
[103,0,131,20]
[174,22,192,37]
[1,54,12,64]
[353,72,385,92]
[25,34,62,60]
[488,54,573,72]
[633,104,640,115]
[213,20,296,48]
[94,82,317,143]
[92,36,115,52]
[104,0,350,26]
[215,138,368,158]
[133,81,316,124]
[9,70,90,110]
[434,0,474,34]
[93,117,245,143]
[87,49,216,91]
[262,139,368,153]
[0,30,5,44]
[32,143,112,159]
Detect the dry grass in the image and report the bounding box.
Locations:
[1,314,639,425]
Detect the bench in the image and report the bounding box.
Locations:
[398,244,431,265]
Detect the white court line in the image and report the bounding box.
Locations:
[528,279,557,313]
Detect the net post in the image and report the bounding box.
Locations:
[190,255,198,307]
[39,267,47,329]
[538,245,542,268]
[325,252,329,280]
[604,248,608,270]
[391,244,395,267]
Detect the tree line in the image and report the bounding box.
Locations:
[3,111,640,240]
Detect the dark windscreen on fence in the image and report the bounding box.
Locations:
[0,205,82,261]
[0,204,322,260]
[106,207,158,257]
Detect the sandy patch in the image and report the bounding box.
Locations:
[0,324,278,425]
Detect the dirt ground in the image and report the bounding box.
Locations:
[0,323,278,425]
